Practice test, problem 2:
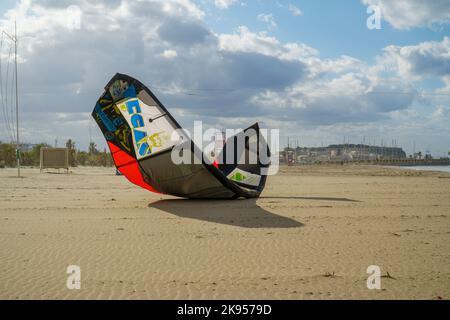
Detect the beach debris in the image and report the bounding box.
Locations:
[92,73,270,199]
[322,271,338,278]
[381,272,396,280]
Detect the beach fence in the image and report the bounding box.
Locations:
[40,147,69,173]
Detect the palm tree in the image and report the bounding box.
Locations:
[65,139,76,166]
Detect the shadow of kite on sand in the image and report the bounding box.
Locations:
[148,198,303,229]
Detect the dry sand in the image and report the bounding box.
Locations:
[0,165,449,299]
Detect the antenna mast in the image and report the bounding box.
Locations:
[3,21,19,177]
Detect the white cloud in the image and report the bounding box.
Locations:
[376,37,450,80]
[362,0,450,29]
[432,106,450,119]
[288,4,302,17]
[257,13,277,29]
[219,26,280,55]
[162,49,178,58]
[214,0,237,9]
[250,71,417,125]
[437,76,450,92]
[218,26,318,66]
[162,0,205,19]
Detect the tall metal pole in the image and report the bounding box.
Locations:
[14,21,19,177]
[2,23,19,176]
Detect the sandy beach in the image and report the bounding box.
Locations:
[0,165,449,300]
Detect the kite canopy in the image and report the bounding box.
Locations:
[92,73,270,199]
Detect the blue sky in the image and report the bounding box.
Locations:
[200,0,450,61]
[0,0,15,13]
[0,0,449,156]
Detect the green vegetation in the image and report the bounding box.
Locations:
[21,143,52,166]
[0,140,114,168]
[0,142,16,167]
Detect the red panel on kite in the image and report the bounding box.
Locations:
[107,141,159,193]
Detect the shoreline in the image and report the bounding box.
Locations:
[392,165,450,174]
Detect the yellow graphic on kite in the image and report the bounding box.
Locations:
[135,132,169,155]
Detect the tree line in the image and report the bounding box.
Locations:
[0,140,114,168]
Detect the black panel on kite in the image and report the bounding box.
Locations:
[92,73,270,199]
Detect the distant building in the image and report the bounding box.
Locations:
[281,144,407,164]
[413,152,422,160]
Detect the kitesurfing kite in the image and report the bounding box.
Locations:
[92,73,270,199]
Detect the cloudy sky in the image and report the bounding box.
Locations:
[0,0,449,155]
